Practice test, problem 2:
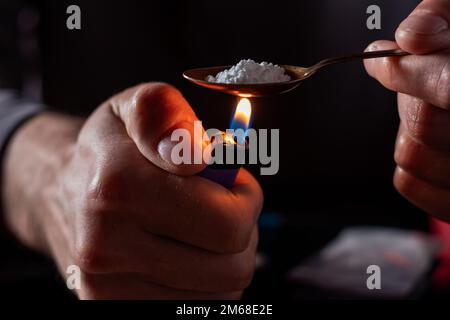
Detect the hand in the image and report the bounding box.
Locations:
[364,0,450,222]
[2,83,263,299]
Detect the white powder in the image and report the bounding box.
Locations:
[206,59,291,84]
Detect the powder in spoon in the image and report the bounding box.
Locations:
[206,59,291,84]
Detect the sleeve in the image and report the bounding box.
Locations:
[0,0,45,158]
[0,0,45,238]
[0,91,44,157]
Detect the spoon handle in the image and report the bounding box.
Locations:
[311,49,410,72]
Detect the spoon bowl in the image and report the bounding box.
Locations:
[183,65,308,97]
[183,49,409,97]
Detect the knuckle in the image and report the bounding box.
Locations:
[130,82,180,136]
[85,167,128,205]
[74,200,113,274]
[394,133,422,173]
[76,179,122,273]
[133,82,177,114]
[396,133,450,188]
[74,238,109,274]
[406,121,429,146]
[393,167,416,200]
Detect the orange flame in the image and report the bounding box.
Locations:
[233,98,252,130]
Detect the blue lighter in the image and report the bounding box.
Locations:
[198,131,248,188]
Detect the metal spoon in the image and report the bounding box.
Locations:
[183,49,409,97]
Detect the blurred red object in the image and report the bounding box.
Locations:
[430,218,450,291]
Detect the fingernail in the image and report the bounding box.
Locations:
[399,11,448,35]
[157,136,178,165]
[157,122,205,166]
[365,43,378,52]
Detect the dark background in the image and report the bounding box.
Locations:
[3,0,438,300]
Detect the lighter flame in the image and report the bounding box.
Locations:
[233,98,252,129]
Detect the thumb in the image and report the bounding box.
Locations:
[109,82,207,176]
[396,0,450,54]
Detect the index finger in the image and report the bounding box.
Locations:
[364,40,450,109]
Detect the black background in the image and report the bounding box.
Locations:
[3,0,441,300]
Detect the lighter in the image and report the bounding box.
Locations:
[198,98,252,188]
[198,131,248,188]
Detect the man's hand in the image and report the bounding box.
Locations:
[2,83,263,299]
[364,0,450,222]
